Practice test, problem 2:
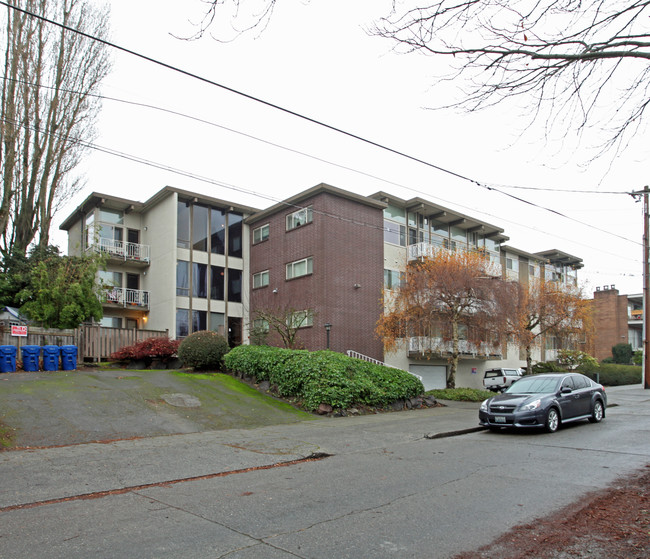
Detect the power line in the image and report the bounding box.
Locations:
[0,3,639,249]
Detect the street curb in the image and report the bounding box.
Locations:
[424,426,486,439]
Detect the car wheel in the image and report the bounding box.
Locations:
[545,408,560,433]
[589,400,604,423]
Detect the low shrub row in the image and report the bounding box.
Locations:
[579,363,642,386]
[223,345,425,411]
[532,360,642,386]
[110,337,180,367]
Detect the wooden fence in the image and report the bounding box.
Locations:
[0,324,169,362]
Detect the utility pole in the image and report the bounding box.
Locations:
[643,186,650,390]
[631,186,650,389]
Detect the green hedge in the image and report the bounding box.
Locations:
[579,363,642,386]
[223,346,424,411]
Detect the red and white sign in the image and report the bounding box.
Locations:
[11,325,27,337]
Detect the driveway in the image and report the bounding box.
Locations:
[0,369,314,447]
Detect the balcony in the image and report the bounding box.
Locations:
[408,337,502,359]
[407,242,503,277]
[102,287,150,309]
[89,238,150,264]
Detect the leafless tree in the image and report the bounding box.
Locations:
[194,1,650,158]
[0,0,111,257]
[250,304,315,349]
[372,1,650,158]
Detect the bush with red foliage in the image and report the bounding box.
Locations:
[110,337,180,367]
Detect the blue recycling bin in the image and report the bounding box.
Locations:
[42,345,60,371]
[60,345,78,371]
[21,345,40,372]
[0,345,17,373]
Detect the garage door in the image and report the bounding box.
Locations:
[409,365,447,391]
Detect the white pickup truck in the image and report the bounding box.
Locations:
[483,368,523,392]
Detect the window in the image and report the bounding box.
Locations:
[192,310,207,332]
[210,266,224,300]
[253,224,270,244]
[288,310,313,329]
[192,262,208,298]
[253,318,269,332]
[192,204,209,252]
[176,261,189,296]
[210,312,225,336]
[210,208,226,255]
[100,316,122,328]
[99,209,123,225]
[286,257,313,280]
[228,268,242,302]
[177,201,190,249]
[228,212,243,258]
[384,204,406,223]
[286,206,313,230]
[176,309,189,338]
[384,269,402,290]
[99,270,122,288]
[253,270,269,289]
[383,220,406,246]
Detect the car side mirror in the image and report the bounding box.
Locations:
[561,387,572,394]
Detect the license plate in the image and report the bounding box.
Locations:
[494,416,506,423]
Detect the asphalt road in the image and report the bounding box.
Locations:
[0,384,648,558]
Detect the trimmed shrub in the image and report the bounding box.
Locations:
[224,345,424,411]
[612,343,633,364]
[579,363,642,386]
[178,330,229,370]
[110,337,180,367]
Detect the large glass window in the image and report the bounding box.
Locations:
[176,260,189,296]
[99,209,123,225]
[228,212,243,258]
[210,312,225,336]
[286,257,313,280]
[192,310,207,332]
[253,270,269,289]
[211,266,225,300]
[176,309,189,338]
[210,208,226,255]
[177,200,190,249]
[384,204,405,223]
[228,268,242,302]
[99,270,122,287]
[192,262,208,298]
[286,206,313,230]
[384,269,402,290]
[384,220,406,246]
[192,204,209,252]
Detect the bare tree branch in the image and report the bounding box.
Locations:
[0,0,111,257]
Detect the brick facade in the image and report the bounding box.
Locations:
[249,185,385,359]
[592,288,628,361]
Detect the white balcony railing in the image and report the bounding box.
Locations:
[91,238,150,263]
[409,336,502,358]
[103,287,150,309]
[407,242,503,277]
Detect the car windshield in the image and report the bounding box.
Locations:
[505,377,559,395]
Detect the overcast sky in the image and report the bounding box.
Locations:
[56,0,649,296]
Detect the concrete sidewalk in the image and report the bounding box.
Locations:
[0,385,645,511]
[0,400,480,509]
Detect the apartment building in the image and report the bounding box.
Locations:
[61,182,583,388]
[592,286,643,361]
[60,187,258,347]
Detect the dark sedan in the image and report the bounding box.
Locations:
[479,372,607,433]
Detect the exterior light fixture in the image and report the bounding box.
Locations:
[324,323,332,349]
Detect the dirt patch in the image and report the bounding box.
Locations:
[455,465,650,559]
